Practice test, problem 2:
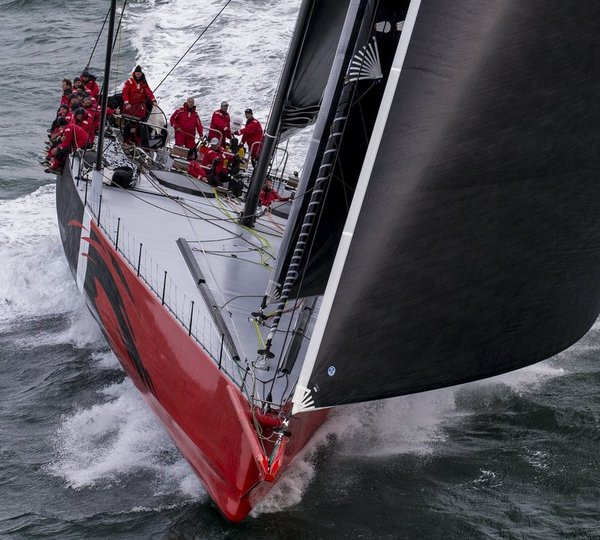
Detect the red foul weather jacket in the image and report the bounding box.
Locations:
[122,74,156,119]
[188,159,207,179]
[202,148,226,175]
[83,79,100,99]
[59,122,90,151]
[170,105,204,148]
[240,117,263,159]
[208,109,231,145]
[259,188,286,207]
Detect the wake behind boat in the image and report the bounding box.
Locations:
[49,0,600,522]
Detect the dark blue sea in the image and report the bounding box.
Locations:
[2,0,600,538]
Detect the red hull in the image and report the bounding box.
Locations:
[89,220,328,520]
[56,169,328,521]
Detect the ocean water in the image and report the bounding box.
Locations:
[1,1,600,538]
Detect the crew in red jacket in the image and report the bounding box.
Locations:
[122,65,157,144]
[46,111,89,171]
[239,108,263,162]
[208,100,231,146]
[170,97,203,153]
[122,65,157,119]
[259,179,289,207]
[71,108,93,145]
[80,70,100,99]
[49,105,69,134]
[82,95,100,133]
[199,138,227,185]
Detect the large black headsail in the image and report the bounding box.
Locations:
[293,0,600,412]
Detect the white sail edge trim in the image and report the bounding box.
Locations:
[291,0,423,415]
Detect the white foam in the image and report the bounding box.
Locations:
[468,361,565,394]
[254,359,567,515]
[48,378,205,502]
[0,185,82,326]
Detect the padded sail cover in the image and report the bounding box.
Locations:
[299,1,600,409]
[279,0,350,136]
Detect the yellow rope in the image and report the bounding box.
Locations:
[252,318,266,349]
[213,188,273,266]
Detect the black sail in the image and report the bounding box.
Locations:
[279,0,350,136]
[272,0,408,299]
[293,0,600,411]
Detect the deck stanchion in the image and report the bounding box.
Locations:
[137,243,143,276]
[188,301,195,336]
[219,333,224,370]
[115,217,120,250]
[162,271,167,305]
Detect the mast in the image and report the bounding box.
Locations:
[255,0,369,365]
[266,0,369,303]
[95,0,117,171]
[239,0,315,228]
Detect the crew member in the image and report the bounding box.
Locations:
[80,70,100,99]
[122,65,158,144]
[239,108,263,163]
[170,97,204,155]
[208,100,231,146]
[198,137,227,185]
[259,179,288,207]
[46,112,89,172]
[122,65,157,119]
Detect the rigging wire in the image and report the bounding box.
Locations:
[86,5,111,69]
[153,0,233,93]
[111,0,129,93]
[112,0,129,56]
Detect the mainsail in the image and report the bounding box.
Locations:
[292,0,600,412]
[278,0,350,137]
[271,0,409,300]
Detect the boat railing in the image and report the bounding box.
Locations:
[78,161,249,394]
[268,146,290,192]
